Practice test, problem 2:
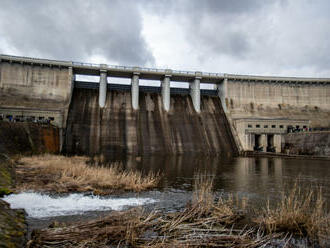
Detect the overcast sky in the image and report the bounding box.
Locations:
[0,0,330,78]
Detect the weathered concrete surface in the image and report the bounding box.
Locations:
[222,80,330,128]
[220,79,330,152]
[0,122,60,155]
[0,61,73,127]
[65,88,238,159]
[284,132,330,156]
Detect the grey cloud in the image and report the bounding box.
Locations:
[0,0,155,66]
[145,0,278,59]
[144,0,270,15]
[186,0,265,15]
[144,0,330,76]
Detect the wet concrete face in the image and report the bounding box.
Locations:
[65,89,238,159]
[0,122,60,155]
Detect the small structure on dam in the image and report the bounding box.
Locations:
[234,118,310,152]
[1,54,330,155]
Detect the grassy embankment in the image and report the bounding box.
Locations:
[28,175,330,248]
[16,154,160,194]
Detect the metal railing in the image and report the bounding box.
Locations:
[2,54,330,82]
[72,61,224,78]
[1,54,224,79]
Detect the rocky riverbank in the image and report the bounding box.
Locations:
[0,155,27,248]
[0,122,60,247]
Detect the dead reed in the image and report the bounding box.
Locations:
[29,173,276,248]
[255,182,330,246]
[26,173,329,247]
[16,154,160,194]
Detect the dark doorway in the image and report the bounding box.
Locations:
[254,134,263,151]
[267,134,275,152]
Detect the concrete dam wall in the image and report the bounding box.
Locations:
[219,77,330,128]
[2,55,330,155]
[64,88,238,158]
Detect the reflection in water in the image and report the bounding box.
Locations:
[120,155,330,206]
[26,155,330,235]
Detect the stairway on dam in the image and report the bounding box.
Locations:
[64,88,238,159]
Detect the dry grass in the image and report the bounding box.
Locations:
[16,154,160,194]
[255,182,330,246]
[28,174,276,248]
[26,173,330,247]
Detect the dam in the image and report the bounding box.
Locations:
[1,54,330,156]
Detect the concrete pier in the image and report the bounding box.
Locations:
[274,134,282,153]
[161,69,171,112]
[131,71,140,110]
[261,134,267,151]
[218,77,228,113]
[99,69,107,108]
[190,72,202,113]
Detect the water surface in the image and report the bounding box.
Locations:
[5,155,330,235]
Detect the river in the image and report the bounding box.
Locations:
[4,155,330,236]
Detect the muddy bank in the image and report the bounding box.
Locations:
[0,122,60,247]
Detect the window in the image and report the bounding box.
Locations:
[264,125,268,128]
[256,124,260,128]
[248,124,252,128]
[296,125,300,129]
[280,125,284,128]
[39,116,44,120]
[272,125,276,128]
[49,117,55,121]
[303,125,307,129]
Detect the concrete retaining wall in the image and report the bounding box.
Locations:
[0,61,73,128]
[284,132,330,156]
[223,80,330,128]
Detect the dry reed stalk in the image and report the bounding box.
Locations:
[17,154,160,194]
[255,182,330,246]
[29,174,277,248]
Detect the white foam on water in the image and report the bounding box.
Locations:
[3,192,156,218]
